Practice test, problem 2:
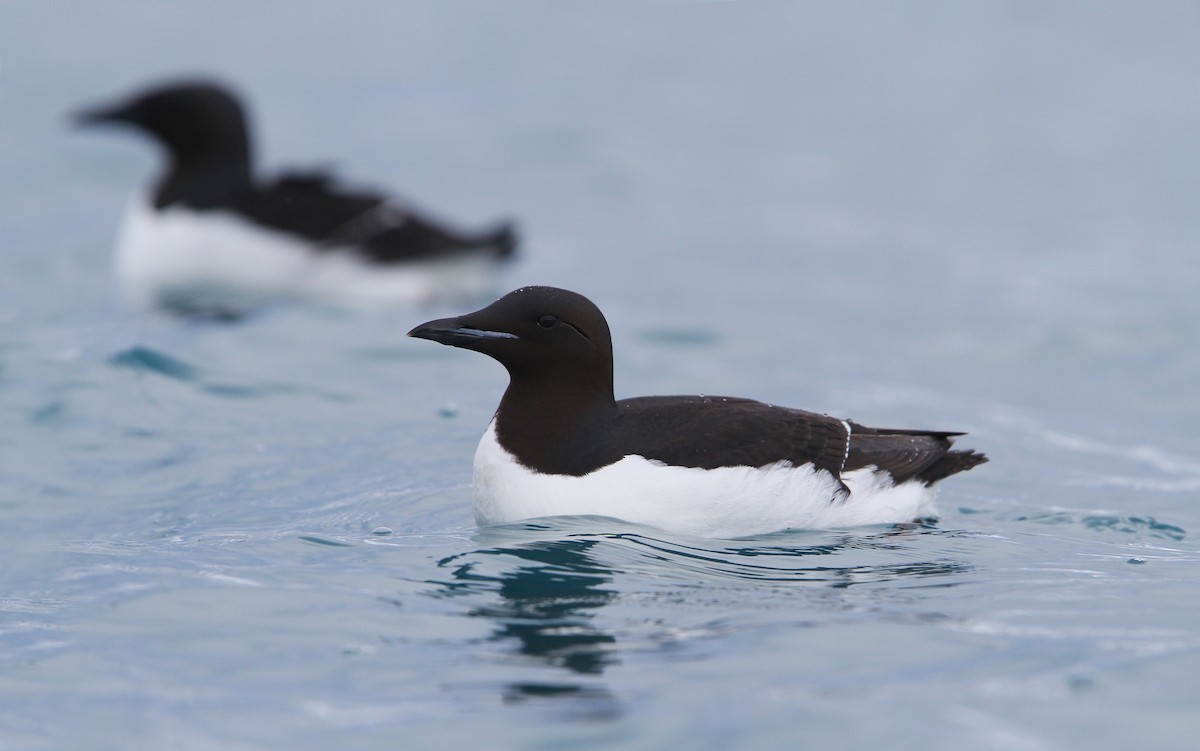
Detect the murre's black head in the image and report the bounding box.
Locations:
[408,286,614,386]
[75,79,253,207]
[75,80,251,168]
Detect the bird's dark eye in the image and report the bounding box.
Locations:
[537,315,558,329]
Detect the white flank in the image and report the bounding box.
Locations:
[472,421,938,538]
[114,195,502,311]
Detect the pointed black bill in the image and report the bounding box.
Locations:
[407,316,518,347]
[72,102,130,128]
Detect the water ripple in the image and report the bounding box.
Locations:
[105,345,351,401]
[108,346,199,381]
[434,520,973,589]
[1011,512,1186,541]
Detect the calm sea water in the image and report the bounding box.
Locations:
[3,2,1200,749]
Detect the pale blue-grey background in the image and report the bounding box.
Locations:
[2,2,1199,749]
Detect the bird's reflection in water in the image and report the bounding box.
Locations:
[436,536,621,719]
[431,522,973,718]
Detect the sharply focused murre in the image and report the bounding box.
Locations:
[75,79,517,315]
[409,286,988,538]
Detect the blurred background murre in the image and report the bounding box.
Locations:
[75,79,518,317]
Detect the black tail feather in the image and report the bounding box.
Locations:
[916,449,988,485]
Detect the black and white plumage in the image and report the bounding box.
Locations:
[409,286,988,537]
[76,80,517,315]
